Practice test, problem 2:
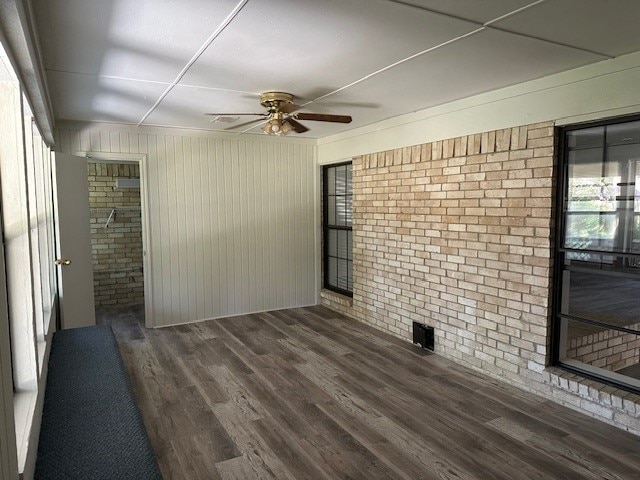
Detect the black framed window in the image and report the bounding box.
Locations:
[323,162,353,296]
[554,115,640,394]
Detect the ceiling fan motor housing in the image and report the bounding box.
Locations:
[260,91,293,112]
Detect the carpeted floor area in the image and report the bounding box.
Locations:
[35,324,162,479]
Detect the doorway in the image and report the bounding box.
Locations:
[78,151,152,328]
[554,116,640,393]
[88,161,143,320]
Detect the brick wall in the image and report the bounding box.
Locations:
[320,120,640,434]
[88,163,143,307]
[320,289,353,318]
[567,323,640,372]
[346,122,556,382]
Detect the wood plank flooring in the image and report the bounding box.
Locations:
[100,305,640,480]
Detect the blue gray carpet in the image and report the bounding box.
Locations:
[35,325,163,479]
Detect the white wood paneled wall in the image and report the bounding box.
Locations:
[55,125,318,327]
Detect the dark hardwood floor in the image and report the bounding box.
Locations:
[100,305,640,480]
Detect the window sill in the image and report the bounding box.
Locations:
[544,366,640,434]
[14,389,37,473]
[320,289,353,307]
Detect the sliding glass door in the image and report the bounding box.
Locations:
[555,117,640,392]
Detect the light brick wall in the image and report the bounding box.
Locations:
[320,289,353,318]
[350,122,555,380]
[567,323,640,372]
[88,163,143,307]
[328,121,640,434]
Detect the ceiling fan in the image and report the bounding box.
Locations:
[205,91,352,136]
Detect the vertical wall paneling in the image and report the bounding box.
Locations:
[88,131,97,152]
[296,145,302,304]
[251,141,263,311]
[228,138,238,312]
[237,140,248,312]
[186,138,197,321]
[120,133,129,153]
[200,138,214,315]
[79,129,90,153]
[109,132,119,152]
[191,137,203,320]
[266,143,276,308]
[282,144,291,305]
[175,136,188,321]
[129,134,139,154]
[99,131,109,152]
[313,149,321,303]
[214,139,226,315]
[57,126,318,326]
[171,136,182,320]
[153,135,165,326]
[138,145,154,328]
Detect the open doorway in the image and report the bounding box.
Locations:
[88,161,143,325]
[78,151,152,329]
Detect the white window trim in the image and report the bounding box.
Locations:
[0,246,18,480]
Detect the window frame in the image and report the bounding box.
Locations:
[0,49,57,474]
[553,113,640,395]
[322,161,353,297]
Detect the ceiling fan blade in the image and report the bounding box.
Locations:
[224,118,268,130]
[295,113,352,123]
[205,113,266,116]
[286,118,309,133]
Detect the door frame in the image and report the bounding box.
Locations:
[75,151,155,328]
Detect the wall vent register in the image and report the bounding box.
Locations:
[115,177,140,189]
[413,322,434,351]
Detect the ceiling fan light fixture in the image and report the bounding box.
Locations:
[261,117,293,136]
[261,120,278,135]
[280,120,293,135]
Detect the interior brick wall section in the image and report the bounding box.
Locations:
[346,122,556,381]
[87,163,143,307]
[320,121,640,434]
[566,324,640,372]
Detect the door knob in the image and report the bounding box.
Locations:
[55,259,72,266]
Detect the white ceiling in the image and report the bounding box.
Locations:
[33,0,640,138]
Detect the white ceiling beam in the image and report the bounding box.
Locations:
[137,0,250,126]
[384,0,613,59]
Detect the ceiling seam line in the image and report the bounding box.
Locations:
[44,68,174,85]
[301,0,598,110]
[46,66,265,93]
[483,25,612,59]
[386,0,609,59]
[300,27,486,107]
[383,0,483,25]
[173,83,256,95]
[483,0,549,26]
[298,0,541,108]
[136,0,250,127]
[381,0,548,31]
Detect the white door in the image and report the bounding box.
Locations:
[53,153,95,329]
